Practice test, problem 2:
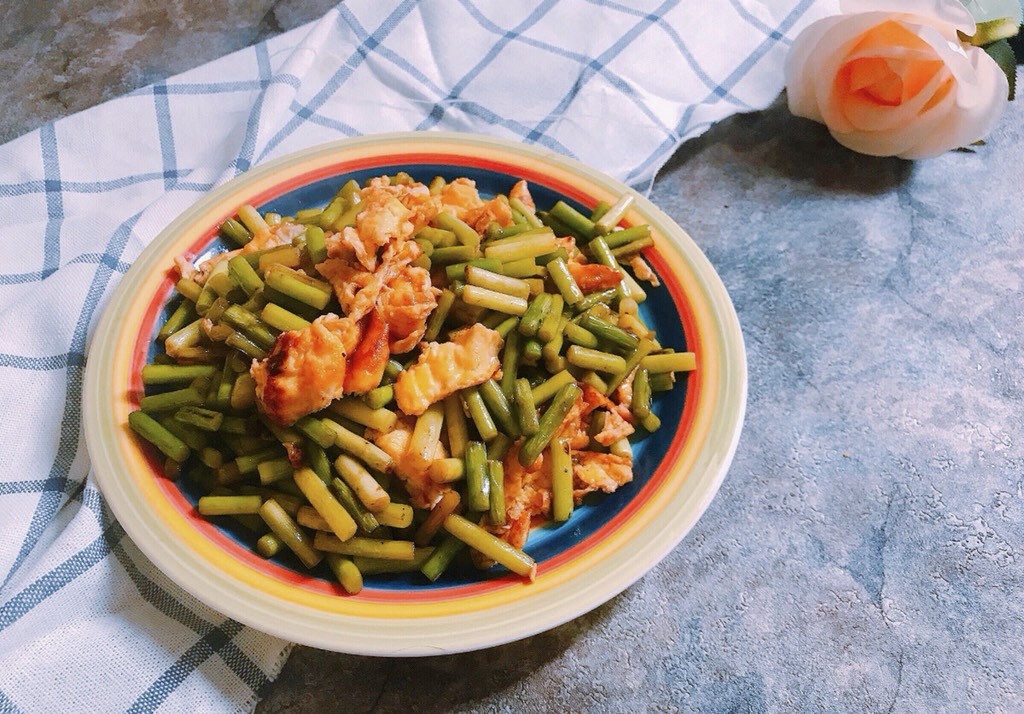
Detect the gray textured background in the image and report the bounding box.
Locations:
[3,2,1022,712]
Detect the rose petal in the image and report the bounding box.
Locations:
[830,85,955,156]
[841,53,945,105]
[845,40,943,65]
[840,0,975,35]
[800,14,906,133]
[811,13,933,133]
[837,59,952,131]
[848,18,933,54]
[785,16,849,124]
[913,24,1001,110]
[846,56,893,92]
[898,57,945,100]
[914,25,976,89]
[896,45,1008,157]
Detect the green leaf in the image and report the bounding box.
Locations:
[985,39,1017,101]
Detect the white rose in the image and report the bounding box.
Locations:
[784,0,1009,159]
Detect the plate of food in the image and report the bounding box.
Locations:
[83,131,746,655]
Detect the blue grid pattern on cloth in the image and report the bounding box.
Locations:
[0,1,831,711]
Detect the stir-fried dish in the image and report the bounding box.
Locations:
[129,171,695,591]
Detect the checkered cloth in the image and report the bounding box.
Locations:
[0,1,833,711]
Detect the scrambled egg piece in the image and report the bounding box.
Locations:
[377,262,437,353]
[342,310,390,394]
[566,262,623,293]
[318,231,439,354]
[251,314,360,425]
[491,434,633,551]
[496,442,553,550]
[249,178,450,425]
[573,452,633,499]
[438,177,514,233]
[393,324,503,416]
[579,384,635,446]
[369,416,451,509]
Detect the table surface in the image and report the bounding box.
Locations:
[4,3,1023,712]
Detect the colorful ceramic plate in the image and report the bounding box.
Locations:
[83,131,746,655]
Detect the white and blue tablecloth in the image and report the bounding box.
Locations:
[0,1,833,711]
